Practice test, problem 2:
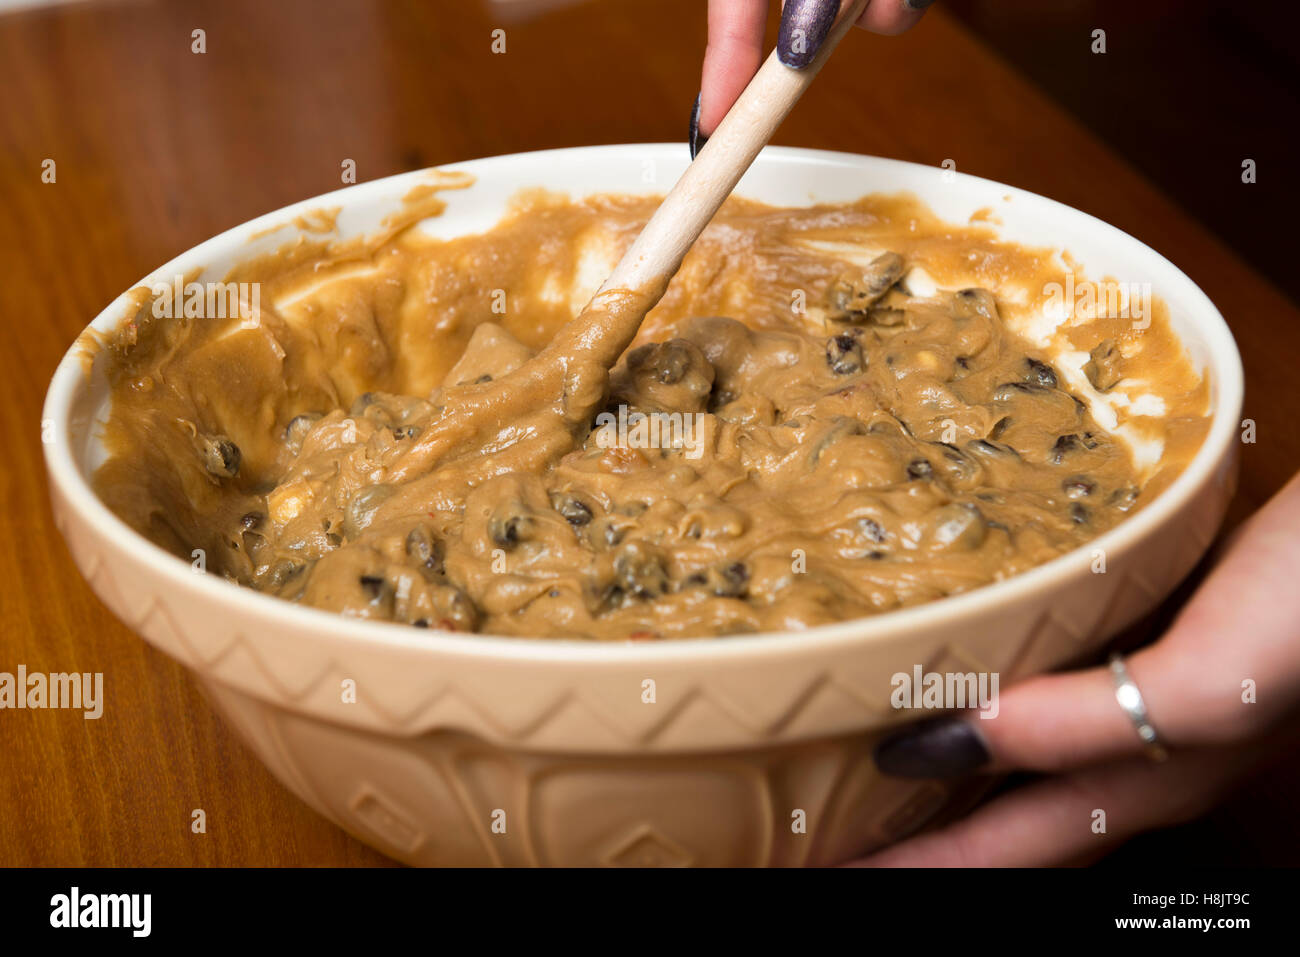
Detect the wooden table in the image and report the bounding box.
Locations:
[2,0,1295,867]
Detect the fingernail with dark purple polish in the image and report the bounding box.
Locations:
[905,0,936,9]
[874,717,991,779]
[779,0,841,69]
[689,91,707,160]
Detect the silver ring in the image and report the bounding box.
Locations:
[1108,653,1168,763]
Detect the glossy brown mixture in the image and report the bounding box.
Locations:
[93,177,1210,639]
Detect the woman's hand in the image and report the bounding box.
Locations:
[853,471,1300,866]
[696,0,934,143]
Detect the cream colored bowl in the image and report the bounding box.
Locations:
[43,146,1243,866]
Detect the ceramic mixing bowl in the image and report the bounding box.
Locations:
[43,145,1243,866]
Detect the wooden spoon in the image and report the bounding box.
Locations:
[386,0,869,483]
[550,0,872,369]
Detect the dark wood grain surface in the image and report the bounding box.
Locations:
[1,0,1295,866]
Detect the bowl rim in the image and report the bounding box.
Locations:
[42,143,1245,665]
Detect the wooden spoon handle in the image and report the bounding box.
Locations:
[598,0,870,298]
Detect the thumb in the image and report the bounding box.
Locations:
[874,660,1150,778]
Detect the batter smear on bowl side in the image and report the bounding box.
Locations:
[92,179,1210,639]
